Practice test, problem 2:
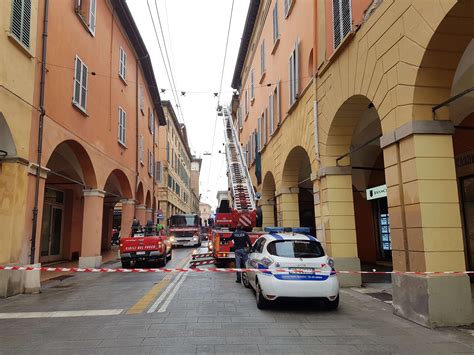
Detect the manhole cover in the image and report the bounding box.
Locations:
[367,292,392,302]
[49,275,74,282]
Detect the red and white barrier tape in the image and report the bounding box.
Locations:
[191,253,214,260]
[0,265,473,275]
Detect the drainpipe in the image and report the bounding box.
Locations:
[135,60,139,207]
[30,0,50,265]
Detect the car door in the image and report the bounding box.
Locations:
[247,237,265,288]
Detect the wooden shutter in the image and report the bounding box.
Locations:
[89,0,96,35]
[11,0,31,48]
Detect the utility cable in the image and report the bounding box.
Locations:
[205,0,235,196]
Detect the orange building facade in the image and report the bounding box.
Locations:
[1,0,166,296]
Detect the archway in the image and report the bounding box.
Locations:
[0,112,17,158]
[323,95,389,283]
[281,146,315,235]
[411,0,474,275]
[41,140,97,263]
[261,172,277,227]
[135,182,146,226]
[101,169,133,252]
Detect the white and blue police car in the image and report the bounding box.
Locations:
[242,228,339,310]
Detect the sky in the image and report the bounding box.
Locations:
[128,0,250,210]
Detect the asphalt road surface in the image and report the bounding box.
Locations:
[0,247,473,354]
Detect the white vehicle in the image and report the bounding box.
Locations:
[242,232,339,310]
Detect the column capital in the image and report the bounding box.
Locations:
[380,120,454,149]
[120,199,135,205]
[146,208,153,213]
[28,163,50,179]
[136,204,146,210]
[83,189,106,198]
[275,187,299,197]
[317,166,352,178]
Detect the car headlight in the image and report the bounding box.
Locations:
[192,236,198,241]
[169,236,176,242]
[208,242,213,250]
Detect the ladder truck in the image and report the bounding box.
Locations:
[207,105,263,264]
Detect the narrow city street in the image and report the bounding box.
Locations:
[0,247,473,354]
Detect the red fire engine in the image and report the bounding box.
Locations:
[207,106,263,264]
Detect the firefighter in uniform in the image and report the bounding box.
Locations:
[229,224,252,283]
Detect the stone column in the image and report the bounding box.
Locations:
[145,208,153,224]
[120,199,135,238]
[135,204,146,226]
[275,188,299,228]
[79,189,105,268]
[314,167,361,287]
[383,133,472,327]
[260,201,276,227]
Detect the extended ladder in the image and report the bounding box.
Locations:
[220,106,256,214]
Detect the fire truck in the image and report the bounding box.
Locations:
[208,106,263,264]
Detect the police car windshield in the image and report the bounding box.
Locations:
[267,240,324,258]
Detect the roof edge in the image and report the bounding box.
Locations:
[231,0,261,90]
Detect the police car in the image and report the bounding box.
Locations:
[242,228,339,310]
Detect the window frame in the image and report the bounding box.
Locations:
[10,0,32,49]
[284,0,295,18]
[260,40,266,76]
[88,0,96,36]
[73,55,88,113]
[119,46,127,82]
[332,0,353,49]
[250,69,255,102]
[288,41,299,108]
[272,2,279,44]
[118,106,126,146]
[139,134,144,164]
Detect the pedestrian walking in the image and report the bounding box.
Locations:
[229,224,252,283]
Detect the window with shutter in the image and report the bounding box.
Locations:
[272,2,279,43]
[155,161,162,183]
[260,40,266,75]
[263,110,267,145]
[139,86,145,114]
[89,0,96,35]
[118,107,126,145]
[269,94,274,136]
[333,0,352,49]
[284,0,294,18]
[119,47,127,81]
[288,41,299,107]
[276,81,281,125]
[10,0,31,48]
[250,69,255,101]
[73,56,88,112]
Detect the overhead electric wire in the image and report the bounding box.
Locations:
[146,0,183,123]
[153,0,186,127]
[205,0,235,193]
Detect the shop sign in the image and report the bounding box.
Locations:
[366,184,387,200]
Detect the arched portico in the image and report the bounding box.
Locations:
[260,172,277,227]
[135,182,146,226]
[279,146,315,234]
[41,140,102,268]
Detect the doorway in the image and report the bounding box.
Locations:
[40,188,64,262]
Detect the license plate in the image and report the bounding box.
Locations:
[136,251,146,255]
[289,267,316,274]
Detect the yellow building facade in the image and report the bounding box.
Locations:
[234,0,474,327]
[0,0,40,296]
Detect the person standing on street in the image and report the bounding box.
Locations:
[229,224,252,283]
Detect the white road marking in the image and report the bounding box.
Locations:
[157,271,188,313]
[146,271,185,313]
[0,309,123,319]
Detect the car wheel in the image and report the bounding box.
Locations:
[256,280,270,309]
[241,272,251,289]
[158,256,167,267]
[166,251,172,261]
[121,259,131,269]
[325,294,339,310]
